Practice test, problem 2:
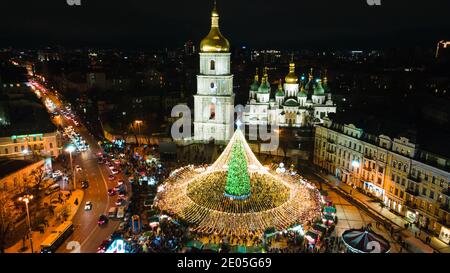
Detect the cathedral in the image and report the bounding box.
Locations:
[243,63,337,128]
[193,3,337,143]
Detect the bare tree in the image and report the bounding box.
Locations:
[0,192,21,253]
[30,167,46,194]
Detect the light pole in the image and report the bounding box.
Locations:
[65,145,76,190]
[351,160,360,190]
[18,194,34,253]
[134,120,143,146]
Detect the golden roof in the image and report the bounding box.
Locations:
[200,2,230,53]
[285,62,298,84]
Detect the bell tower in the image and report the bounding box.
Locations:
[194,2,234,143]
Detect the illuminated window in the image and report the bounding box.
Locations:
[209,103,216,120]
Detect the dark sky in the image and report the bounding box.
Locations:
[1,0,449,49]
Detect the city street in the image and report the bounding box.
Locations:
[33,81,124,253]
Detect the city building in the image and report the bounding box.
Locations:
[436,40,450,62]
[0,65,60,159]
[243,62,336,128]
[0,159,45,194]
[314,117,450,241]
[193,3,235,143]
[0,132,59,159]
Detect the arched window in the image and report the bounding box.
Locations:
[209,103,216,120]
[210,60,215,70]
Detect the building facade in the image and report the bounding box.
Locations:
[194,4,235,143]
[243,62,336,128]
[0,132,59,159]
[314,117,450,242]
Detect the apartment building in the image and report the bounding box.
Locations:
[314,117,450,243]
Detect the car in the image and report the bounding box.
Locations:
[111,169,119,175]
[143,200,153,207]
[75,165,82,172]
[118,222,127,232]
[118,191,127,198]
[97,240,112,253]
[115,198,125,206]
[108,175,116,181]
[84,201,93,211]
[81,181,89,189]
[107,189,116,196]
[97,158,104,164]
[117,180,124,186]
[52,170,63,178]
[98,214,109,226]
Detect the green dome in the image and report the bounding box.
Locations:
[250,80,259,91]
[258,81,271,93]
[276,81,284,97]
[283,98,299,107]
[297,90,307,97]
[314,80,325,95]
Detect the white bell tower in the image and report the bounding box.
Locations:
[194,2,234,143]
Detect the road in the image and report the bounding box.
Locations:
[32,80,123,253]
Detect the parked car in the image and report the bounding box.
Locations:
[115,198,125,206]
[81,181,89,189]
[107,189,116,196]
[108,175,116,181]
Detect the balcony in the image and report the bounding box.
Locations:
[363,154,375,161]
[442,189,450,197]
[363,165,373,172]
[406,188,419,196]
[326,148,335,154]
[327,138,335,144]
[405,200,418,209]
[439,203,450,213]
[407,175,422,183]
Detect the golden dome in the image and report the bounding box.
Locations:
[200,3,230,53]
[285,62,298,84]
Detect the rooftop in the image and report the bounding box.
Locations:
[0,159,35,180]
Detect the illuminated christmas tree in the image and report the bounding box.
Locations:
[225,139,251,199]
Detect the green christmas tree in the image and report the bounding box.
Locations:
[225,140,251,198]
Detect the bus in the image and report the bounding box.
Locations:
[40,221,74,253]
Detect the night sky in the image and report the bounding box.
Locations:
[1,0,449,49]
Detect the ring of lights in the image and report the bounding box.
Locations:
[155,129,322,237]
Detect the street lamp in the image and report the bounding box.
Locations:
[134,120,143,146]
[65,144,76,190]
[18,194,34,253]
[351,160,360,189]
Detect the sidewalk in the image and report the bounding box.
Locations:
[314,170,450,253]
[6,190,84,253]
